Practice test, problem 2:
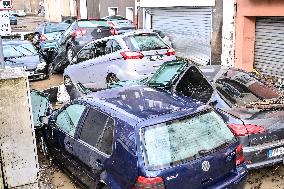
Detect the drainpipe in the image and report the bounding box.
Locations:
[75,0,79,20]
[134,0,140,29]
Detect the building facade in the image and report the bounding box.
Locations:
[140,0,222,66]
[44,0,72,22]
[235,0,284,78]
[13,0,40,14]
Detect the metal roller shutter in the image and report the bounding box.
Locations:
[148,7,212,65]
[254,17,284,78]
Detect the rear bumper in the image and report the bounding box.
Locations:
[208,165,248,189]
[243,139,284,169]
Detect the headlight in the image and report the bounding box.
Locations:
[36,62,47,70]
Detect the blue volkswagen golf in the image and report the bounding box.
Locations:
[43,86,248,189]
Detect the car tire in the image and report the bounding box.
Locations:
[106,73,119,87]
[66,46,74,64]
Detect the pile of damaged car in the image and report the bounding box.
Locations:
[31,55,284,188]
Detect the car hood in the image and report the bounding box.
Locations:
[5,55,41,70]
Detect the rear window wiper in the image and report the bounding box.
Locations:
[152,46,168,50]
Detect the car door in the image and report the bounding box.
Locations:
[45,103,86,172]
[71,108,115,188]
[87,39,123,90]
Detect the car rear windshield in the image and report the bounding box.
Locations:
[3,43,37,58]
[140,111,235,170]
[44,23,70,33]
[78,20,109,28]
[124,34,168,52]
[147,62,185,86]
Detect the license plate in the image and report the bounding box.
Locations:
[268,147,284,158]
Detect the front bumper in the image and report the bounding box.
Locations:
[243,139,284,169]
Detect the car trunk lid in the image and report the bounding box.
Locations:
[225,108,284,146]
[138,111,238,189]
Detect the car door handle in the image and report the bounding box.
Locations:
[96,159,103,168]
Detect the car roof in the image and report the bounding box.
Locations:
[2,40,32,45]
[80,85,204,125]
[84,30,159,46]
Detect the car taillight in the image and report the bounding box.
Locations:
[110,28,118,35]
[120,51,144,60]
[107,21,115,27]
[132,176,165,189]
[166,48,175,56]
[40,35,47,42]
[227,124,265,136]
[72,28,87,38]
[236,144,245,166]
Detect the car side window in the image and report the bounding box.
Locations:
[77,43,93,63]
[79,108,115,155]
[56,104,86,137]
[96,117,115,155]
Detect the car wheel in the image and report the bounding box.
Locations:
[106,73,119,87]
[66,46,74,64]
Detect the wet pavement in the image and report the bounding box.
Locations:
[11,15,45,32]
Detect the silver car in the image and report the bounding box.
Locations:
[63,30,176,90]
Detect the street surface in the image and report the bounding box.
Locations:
[13,15,284,189]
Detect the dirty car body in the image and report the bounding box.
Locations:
[3,40,48,80]
[33,22,71,60]
[42,86,247,189]
[121,60,284,169]
[204,68,284,169]
[64,30,176,91]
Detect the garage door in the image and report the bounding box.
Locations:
[254,17,284,78]
[149,7,212,65]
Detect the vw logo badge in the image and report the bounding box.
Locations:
[202,161,210,172]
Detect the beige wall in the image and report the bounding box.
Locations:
[45,0,71,22]
[13,0,40,14]
[235,0,284,71]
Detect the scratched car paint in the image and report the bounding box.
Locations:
[38,86,247,189]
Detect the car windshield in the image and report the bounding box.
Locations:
[78,20,109,28]
[124,34,168,51]
[141,111,235,170]
[215,70,281,107]
[44,23,70,33]
[147,61,186,86]
[3,43,37,58]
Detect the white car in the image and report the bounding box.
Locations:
[63,30,176,90]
